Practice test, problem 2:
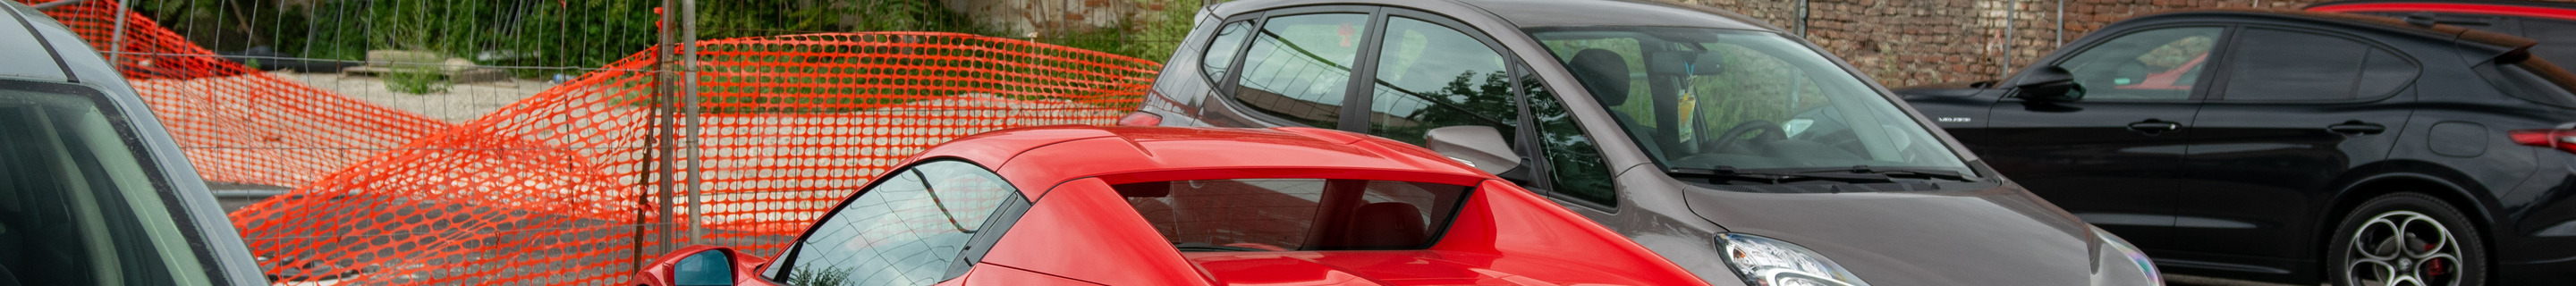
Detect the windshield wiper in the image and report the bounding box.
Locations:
[1801,165,1978,182]
[1666,166,1894,184]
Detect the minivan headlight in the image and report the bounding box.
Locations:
[2093,227,2162,285]
[1717,233,1871,286]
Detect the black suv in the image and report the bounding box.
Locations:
[1895,9,2576,286]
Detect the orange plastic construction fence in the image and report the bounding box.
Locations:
[29,0,457,189]
[23,1,1160,284]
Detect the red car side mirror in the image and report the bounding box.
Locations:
[631,246,777,286]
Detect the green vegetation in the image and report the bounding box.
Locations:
[384,63,450,94]
[784,266,852,286]
[1038,0,1204,62]
[139,0,1197,74]
[140,0,1199,110]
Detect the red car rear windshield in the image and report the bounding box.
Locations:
[1114,179,1470,251]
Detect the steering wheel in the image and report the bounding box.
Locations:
[1705,120,1785,155]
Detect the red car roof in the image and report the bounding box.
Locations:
[920,126,1494,198]
[902,126,1711,286]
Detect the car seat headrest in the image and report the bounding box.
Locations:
[1569,48,1632,105]
[1336,202,1428,248]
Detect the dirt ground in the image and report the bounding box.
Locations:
[267,71,555,122]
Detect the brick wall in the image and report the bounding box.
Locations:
[1663,0,2360,87]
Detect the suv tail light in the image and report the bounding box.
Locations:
[2509,129,2576,154]
[1117,112,1163,126]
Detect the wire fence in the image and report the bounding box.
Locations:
[21,0,1172,284]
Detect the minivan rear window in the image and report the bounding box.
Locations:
[1115,179,1470,251]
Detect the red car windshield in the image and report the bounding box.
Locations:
[1114,179,1470,251]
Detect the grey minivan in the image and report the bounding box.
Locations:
[1125,0,2164,285]
[1,2,268,285]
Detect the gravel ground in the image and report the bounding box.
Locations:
[267,71,555,122]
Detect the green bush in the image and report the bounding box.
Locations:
[1030,0,1203,62]
[385,64,450,94]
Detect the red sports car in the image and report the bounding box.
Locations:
[627,126,1709,286]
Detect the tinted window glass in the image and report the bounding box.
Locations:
[2222,28,2394,101]
[2055,27,2220,101]
[1118,179,1469,250]
[1522,70,1617,206]
[1233,13,1371,128]
[0,82,218,286]
[769,161,1017,286]
[2354,48,2420,97]
[2482,63,2576,108]
[1200,21,1253,84]
[1364,16,1517,146]
[1532,27,1970,174]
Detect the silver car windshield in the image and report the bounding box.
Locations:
[1530,27,1970,174]
[0,80,219,286]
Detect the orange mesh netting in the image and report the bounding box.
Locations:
[21,1,1159,284]
[229,32,1153,284]
[29,0,456,188]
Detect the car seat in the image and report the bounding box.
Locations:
[1333,202,1427,248]
[1568,49,1668,160]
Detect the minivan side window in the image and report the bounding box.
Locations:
[1200,21,1254,84]
[1232,13,1372,128]
[2053,27,2223,101]
[766,160,1019,286]
[1523,68,1617,206]
[1364,16,1518,146]
[2219,28,2417,101]
[0,81,219,286]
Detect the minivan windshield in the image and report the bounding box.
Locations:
[0,80,220,286]
[1530,27,1970,175]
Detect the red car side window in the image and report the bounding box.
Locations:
[766,160,1017,286]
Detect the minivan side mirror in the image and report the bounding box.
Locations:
[2011,66,2084,101]
[1426,125,1521,175]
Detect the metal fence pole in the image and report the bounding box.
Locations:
[2001,0,2017,80]
[1794,0,1809,37]
[681,0,706,244]
[653,0,680,254]
[106,0,130,66]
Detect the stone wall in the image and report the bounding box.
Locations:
[945,0,1174,37]
[1667,0,2352,86]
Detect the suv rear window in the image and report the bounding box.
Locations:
[1114,179,1470,251]
[2480,62,2576,108]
